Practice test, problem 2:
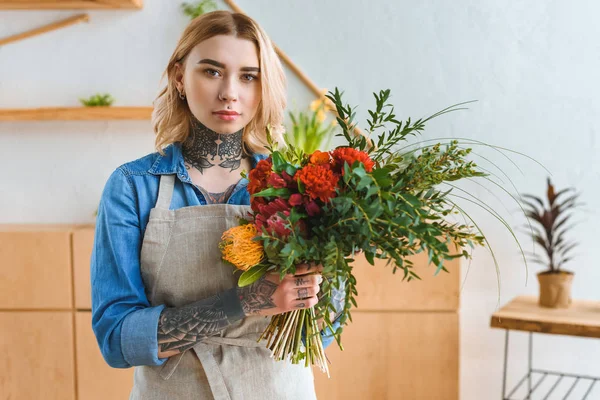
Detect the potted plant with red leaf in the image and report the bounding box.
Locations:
[521,178,582,308]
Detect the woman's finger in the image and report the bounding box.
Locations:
[292,296,319,310]
[293,285,320,300]
[291,274,322,287]
[294,262,323,276]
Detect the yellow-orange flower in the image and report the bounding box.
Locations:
[220,224,264,271]
[309,150,330,166]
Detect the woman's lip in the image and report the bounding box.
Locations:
[213,111,240,115]
[214,113,240,121]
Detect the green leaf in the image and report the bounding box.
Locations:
[284,164,298,177]
[271,151,286,172]
[252,188,290,198]
[238,264,269,287]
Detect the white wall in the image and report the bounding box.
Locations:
[1,1,599,398]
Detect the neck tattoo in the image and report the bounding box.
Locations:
[182,117,246,174]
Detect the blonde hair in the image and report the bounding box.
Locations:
[152,11,287,156]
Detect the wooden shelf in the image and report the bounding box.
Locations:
[0,0,142,9]
[490,295,600,339]
[0,106,152,121]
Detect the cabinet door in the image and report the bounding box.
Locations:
[73,227,95,309]
[351,251,460,311]
[0,230,72,308]
[314,312,459,400]
[0,311,75,400]
[76,312,135,399]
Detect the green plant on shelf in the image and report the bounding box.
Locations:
[79,94,115,107]
[520,178,583,274]
[181,0,218,19]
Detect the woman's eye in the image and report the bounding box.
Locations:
[204,68,221,77]
[242,74,258,82]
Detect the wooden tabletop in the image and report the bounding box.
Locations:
[490,296,600,338]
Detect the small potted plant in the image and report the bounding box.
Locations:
[520,178,581,308]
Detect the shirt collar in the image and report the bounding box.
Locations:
[148,142,267,178]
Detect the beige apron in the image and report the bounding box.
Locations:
[130,174,317,400]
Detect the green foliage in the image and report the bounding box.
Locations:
[181,0,217,19]
[285,101,336,153]
[255,89,497,345]
[79,94,114,107]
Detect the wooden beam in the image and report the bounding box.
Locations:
[0,14,90,46]
[0,0,142,10]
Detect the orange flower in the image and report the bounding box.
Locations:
[294,164,339,202]
[247,158,272,195]
[220,224,264,271]
[331,147,375,174]
[309,150,331,166]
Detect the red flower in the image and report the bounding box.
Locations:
[250,196,267,213]
[247,158,273,195]
[265,212,293,238]
[331,147,375,175]
[255,198,291,230]
[280,171,295,188]
[294,164,339,202]
[305,200,321,216]
[267,173,287,189]
[289,193,303,207]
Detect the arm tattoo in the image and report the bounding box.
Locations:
[182,116,245,173]
[238,276,277,315]
[158,294,233,354]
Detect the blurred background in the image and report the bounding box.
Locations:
[1,1,599,399]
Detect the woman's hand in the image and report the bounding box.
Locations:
[238,262,323,317]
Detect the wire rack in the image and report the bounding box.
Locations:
[504,369,599,400]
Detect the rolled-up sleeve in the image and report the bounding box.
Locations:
[91,167,167,368]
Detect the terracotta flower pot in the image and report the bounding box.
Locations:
[537,271,574,308]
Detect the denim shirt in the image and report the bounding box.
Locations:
[91,142,340,369]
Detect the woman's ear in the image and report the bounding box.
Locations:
[174,62,185,92]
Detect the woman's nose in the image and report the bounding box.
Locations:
[219,77,238,102]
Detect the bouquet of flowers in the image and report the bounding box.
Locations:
[220,88,512,375]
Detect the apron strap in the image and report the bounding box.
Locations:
[156,174,175,210]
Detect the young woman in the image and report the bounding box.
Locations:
[91,10,339,399]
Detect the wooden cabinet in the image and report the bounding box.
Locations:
[0,311,75,400]
[75,312,134,399]
[73,227,95,309]
[313,253,460,399]
[351,251,460,311]
[0,227,72,309]
[0,225,460,399]
[0,225,133,400]
[314,312,459,399]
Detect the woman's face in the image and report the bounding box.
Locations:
[175,35,262,134]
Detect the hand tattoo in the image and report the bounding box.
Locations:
[297,288,308,299]
[238,276,277,315]
[182,116,245,173]
[297,303,306,308]
[295,277,308,286]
